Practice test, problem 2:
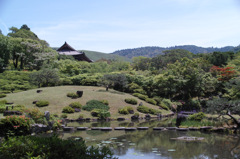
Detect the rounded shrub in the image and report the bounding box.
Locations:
[146,98,157,105]
[159,103,169,110]
[137,106,149,114]
[69,102,82,109]
[91,109,110,119]
[134,112,139,118]
[62,106,75,113]
[118,108,129,115]
[99,100,109,106]
[0,94,6,98]
[132,93,140,97]
[67,92,79,99]
[61,113,68,119]
[188,112,206,121]
[36,101,49,107]
[133,89,147,95]
[137,94,148,101]
[91,109,101,117]
[125,98,137,105]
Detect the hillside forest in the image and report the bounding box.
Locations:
[1,25,240,126]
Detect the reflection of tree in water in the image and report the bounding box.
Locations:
[86,130,105,136]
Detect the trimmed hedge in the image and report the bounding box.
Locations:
[99,100,109,106]
[0,94,6,98]
[137,105,161,115]
[146,98,157,105]
[125,98,137,105]
[91,109,110,119]
[69,102,82,109]
[118,106,134,115]
[62,106,75,113]
[83,100,110,111]
[188,112,206,121]
[36,101,49,107]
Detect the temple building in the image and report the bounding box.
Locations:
[57,42,93,62]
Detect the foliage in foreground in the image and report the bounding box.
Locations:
[0,135,117,159]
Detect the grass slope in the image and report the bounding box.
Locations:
[80,50,131,62]
[2,86,170,119]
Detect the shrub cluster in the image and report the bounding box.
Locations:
[61,113,68,119]
[91,109,110,119]
[36,101,49,107]
[62,106,75,113]
[124,98,137,105]
[137,106,161,115]
[0,115,31,137]
[0,136,115,159]
[146,98,157,105]
[67,92,79,99]
[24,108,45,124]
[82,100,109,111]
[69,102,82,109]
[118,106,134,115]
[188,112,206,121]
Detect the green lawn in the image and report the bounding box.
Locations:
[2,86,170,119]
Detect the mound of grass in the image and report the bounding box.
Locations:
[145,98,157,105]
[137,105,161,115]
[118,106,134,115]
[62,106,75,113]
[69,102,82,109]
[82,100,109,111]
[67,92,79,99]
[0,94,6,98]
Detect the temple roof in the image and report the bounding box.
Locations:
[57,42,93,62]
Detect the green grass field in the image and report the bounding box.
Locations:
[2,86,170,119]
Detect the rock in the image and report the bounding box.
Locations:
[114,127,126,130]
[36,90,42,93]
[166,127,177,130]
[31,124,50,133]
[76,91,83,97]
[44,111,50,121]
[100,127,112,131]
[137,127,149,130]
[128,110,134,114]
[32,101,38,104]
[74,108,81,112]
[145,114,151,120]
[3,111,22,116]
[189,127,200,131]
[117,117,125,121]
[131,115,139,120]
[77,127,88,130]
[200,126,213,131]
[176,128,189,131]
[63,127,75,131]
[91,127,101,130]
[125,127,137,131]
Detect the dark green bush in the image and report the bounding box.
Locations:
[0,115,31,137]
[0,136,115,159]
[125,98,137,105]
[152,96,162,105]
[69,102,82,109]
[159,102,169,110]
[119,106,134,115]
[161,99,173,110]
[133,89,147,95]
[91,109,110,119]
[83,100,109,111]
[188,112,206,121]
[0,105,6,113]
[146,98,157,105]
[36,101,49,107]
[67,92,79,99]
[62,106,75,113]
[0,94,6,98]
[99,99,109,106]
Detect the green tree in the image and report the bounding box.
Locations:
[101,74,128,91]
[0,35,11,72]
[30,68,60,87]
[20,24,30,31]
[132,56,151,71]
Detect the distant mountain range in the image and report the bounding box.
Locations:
[112,45,240,59]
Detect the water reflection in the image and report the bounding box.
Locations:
[61,119,240,159]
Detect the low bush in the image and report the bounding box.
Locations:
[61,114,68,119]
[67,92,79,99]
[36,101,49,107]
[152,96,162,105]
[125,98,137,105]
[146,98,157,105]
[132,93,140,97]
[91,109,101,117]
[134,112,139,118]
[137,106,161,115]
[69,102,82,109]
[62,106,75,113]
[0,99,7,104]
[137,94,148,100]
[0,94,6,98]
[0,115,31,137]
[119,106,134,115]
[161,99,173,110]
[91,109,110,119]
[0,105,6,113]
[99,99,109,106]
[83,100,109,111]
[188,112,206,121]
[0,136,115,159]
[24,108,45,124]
[78,114,84,119]
[133,89,147,95]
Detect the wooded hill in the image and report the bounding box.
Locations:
[112,45,238,59]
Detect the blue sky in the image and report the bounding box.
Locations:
[0,0,240,52]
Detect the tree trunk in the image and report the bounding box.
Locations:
[227,111,240,129]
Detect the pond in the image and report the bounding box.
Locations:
[59,119,240,159]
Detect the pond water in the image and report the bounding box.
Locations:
[59,119,240,159]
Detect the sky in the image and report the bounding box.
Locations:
[0,0,240,53]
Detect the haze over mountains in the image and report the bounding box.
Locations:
[112,45,240,59]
